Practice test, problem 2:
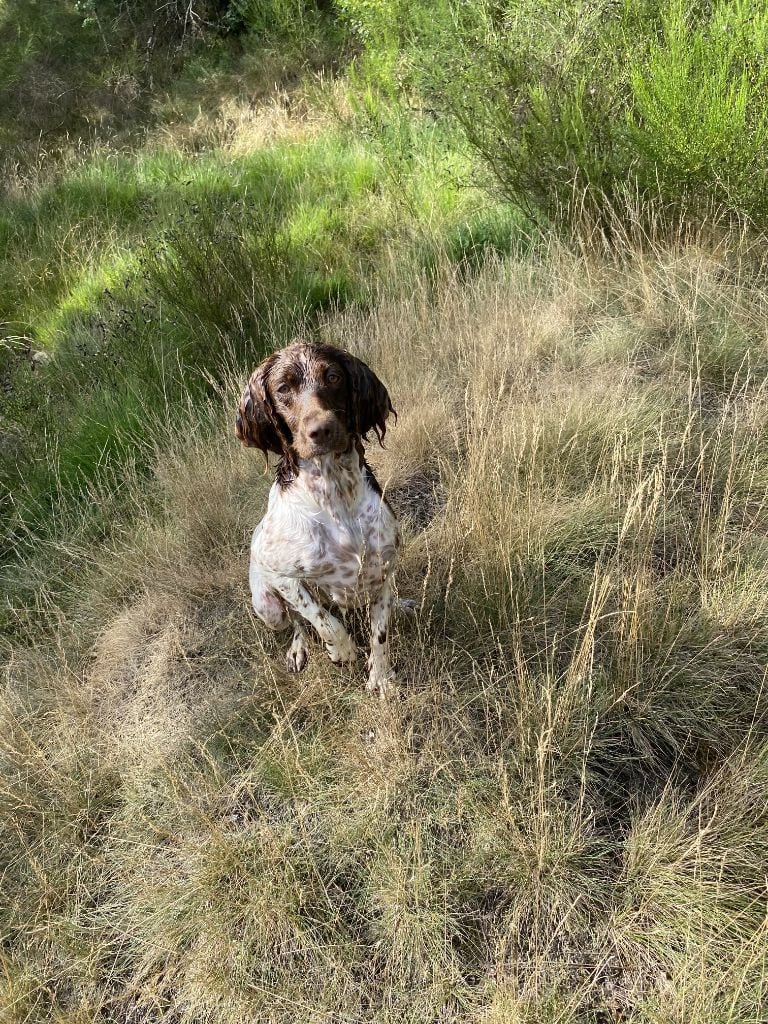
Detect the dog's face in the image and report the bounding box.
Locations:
[267,344,352,459]
[236,342,394,463]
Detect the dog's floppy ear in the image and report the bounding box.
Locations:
[235,354,284,455]
[337,349,395,444]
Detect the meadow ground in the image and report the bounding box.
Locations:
[3,231,768,1022]
[2,2,768,1021]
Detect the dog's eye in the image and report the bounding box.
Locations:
[276,382,292,395]
[326,370,341,385]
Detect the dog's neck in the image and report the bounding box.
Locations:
[278,449,366,514]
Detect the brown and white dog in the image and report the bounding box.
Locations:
[236,341,402,696]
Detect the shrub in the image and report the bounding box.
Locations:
[339,0,768,230]
[629,0,768,221]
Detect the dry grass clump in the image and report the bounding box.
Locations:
[2,235,768,1022]
[146,72,339,156]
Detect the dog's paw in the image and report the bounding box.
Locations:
[285,637,309,673]
[365,666,397,699]
[325,634,356,666]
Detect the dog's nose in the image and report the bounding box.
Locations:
[307,423,333,442]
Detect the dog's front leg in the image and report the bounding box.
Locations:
[274,578,356,666]
[366,576,396,698]
[285,618,310,673]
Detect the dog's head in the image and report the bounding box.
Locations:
[235,341,394,464]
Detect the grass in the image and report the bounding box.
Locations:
[0,103,488,579]
[3,233,768,1021]
[3,1,768,1021]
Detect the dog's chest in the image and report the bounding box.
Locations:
[315,496,396,599]
[256,457,398,601]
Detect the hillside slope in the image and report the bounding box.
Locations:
[2,2,768,1022]
[4,239,768,1022]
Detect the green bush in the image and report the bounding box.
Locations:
[339,0,768,230]
[630,0,768,219]
[222,0,332,42]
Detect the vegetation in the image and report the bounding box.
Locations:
[343,0,768,227]
[2,1,768,1021]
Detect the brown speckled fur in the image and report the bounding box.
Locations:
[236,341,401,696]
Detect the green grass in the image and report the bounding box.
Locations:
[0,118,486,577]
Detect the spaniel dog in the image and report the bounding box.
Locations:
[236,341,401,696]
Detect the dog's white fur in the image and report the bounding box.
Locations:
[249,449,400,696]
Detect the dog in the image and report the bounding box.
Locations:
[236,341,402,696]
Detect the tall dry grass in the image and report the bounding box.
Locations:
[2,235,768,1022]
